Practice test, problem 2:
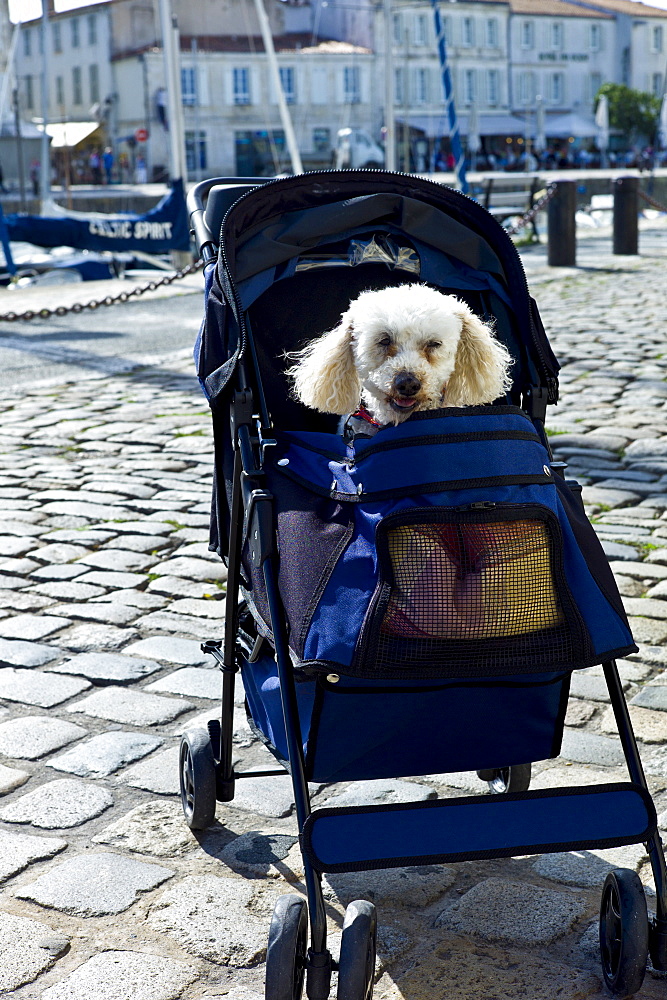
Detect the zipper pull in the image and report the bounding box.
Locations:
[455,501,497,511]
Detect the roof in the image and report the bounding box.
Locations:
[508,0,612,16]
[567,0,667,16]
[177,33,371,54]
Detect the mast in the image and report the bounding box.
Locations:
[382,0,396,171]
[40,0,51,205]
[253,0,303,174]
[430,0,467,193]
[158,0,187,183]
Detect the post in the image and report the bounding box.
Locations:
[547,180,576,267]
[382,0,396,171]
[613,175,639,255]
[39,1,51,206]
[12,87,26,212]
[158,0,187,185]
[252,0,303,174]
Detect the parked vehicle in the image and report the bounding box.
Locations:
[334,128,384,170]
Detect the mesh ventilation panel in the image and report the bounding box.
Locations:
[357,508,588,679]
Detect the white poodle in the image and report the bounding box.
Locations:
[288,284,513,428]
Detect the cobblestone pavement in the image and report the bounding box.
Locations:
[1,219,667,1000]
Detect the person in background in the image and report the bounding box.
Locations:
[135,155,148,184]
[103,147,114,184]
[29,160,39,196]
[89,148,102,184]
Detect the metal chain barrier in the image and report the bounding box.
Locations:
[0,258,205,323]
[505,184,557,236]
[639,189,667,214]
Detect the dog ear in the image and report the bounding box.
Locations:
[287,321,361,415]
[445,305,513,406]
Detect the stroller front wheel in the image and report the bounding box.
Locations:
[266,894,307,1000]
[599,868,649,998]
[179,729,217,830]
[337,899,377,1000]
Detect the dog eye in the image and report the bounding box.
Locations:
[426,341,442,350]
[378,336,391,348]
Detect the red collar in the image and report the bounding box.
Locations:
[351,405,381,428]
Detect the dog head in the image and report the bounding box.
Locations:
[288,284,513,424]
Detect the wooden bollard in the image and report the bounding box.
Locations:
[613,176,639,255]
[547,180,576,267]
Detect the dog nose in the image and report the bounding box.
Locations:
[393,372,421,396]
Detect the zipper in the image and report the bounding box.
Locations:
[214,169,556,387]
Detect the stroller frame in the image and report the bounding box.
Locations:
[182,173,667,1000]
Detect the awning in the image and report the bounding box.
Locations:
[397,113,528,138]
[40,121,100,148]
[544,112,598,138]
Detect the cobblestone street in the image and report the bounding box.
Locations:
[1,218,667,999]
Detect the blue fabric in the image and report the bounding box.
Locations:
[242,652,568,782]
[308,786,652,868]
[269,410,636,670]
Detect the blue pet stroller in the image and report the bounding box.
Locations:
[181,170,667,1000]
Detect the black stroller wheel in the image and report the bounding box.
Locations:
[179,729,217,830]
[265,894,307,1000]
[477,763,531,794]
[337,900,377,1000]
[599,869,649,998]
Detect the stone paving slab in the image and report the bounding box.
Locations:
[0,615,71,641]
[0,777,113,828]
[47,651,163,684]
[0,910,70,993]
[123,636,210,665]
[0,668,91,707]
[0,715,88,760]
[15,853,174,916]
[118,746,180,795]
[67,687,193,726]
[39,951,198,1000]
[0,828,68,882]
[0,637,63,667]
[47,731,164,778]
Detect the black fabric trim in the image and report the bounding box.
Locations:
[550,671,572,758]
[349,429,542,460]
[312,672,570,696]
[274,465,553,504]
[301,782,657,873]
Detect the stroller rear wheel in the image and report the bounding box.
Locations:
[337,899,377,1000]
[179,729,217,830]
[477,763,531,794]
[266,894,307,1000]
[599,868,649,998]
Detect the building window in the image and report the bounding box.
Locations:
[392,13,403,46]
[185,130,207,173]
[486,18,498,48]
[279,66,296,104]
[25,74,34,110]
[521,21,533,49]
[550,71,564,103]
[440,15,451,45]
[343,65,360,104]
[550,22,563,50]
[414,67,429,104]
[56,75,64,106]
[23,29,31,57]
[653,72,663,97]
[414,13,428,45]
[589,71,602,101]
[89,64,99,104]
[88,14,97,45]
[589,23,601,51]
[651,25,663,53]
[53,22,62,53]
[462,17,474,46]
[394,67,404,105]
[464,69,476,103]
[72,65,82,104]
[519,71,534,104]
[487,68,499,105]
[233,67,251,105]
[311,67,327,104]
[71,17,80,48]
[313,127,330,151]
[181,67,197,106]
